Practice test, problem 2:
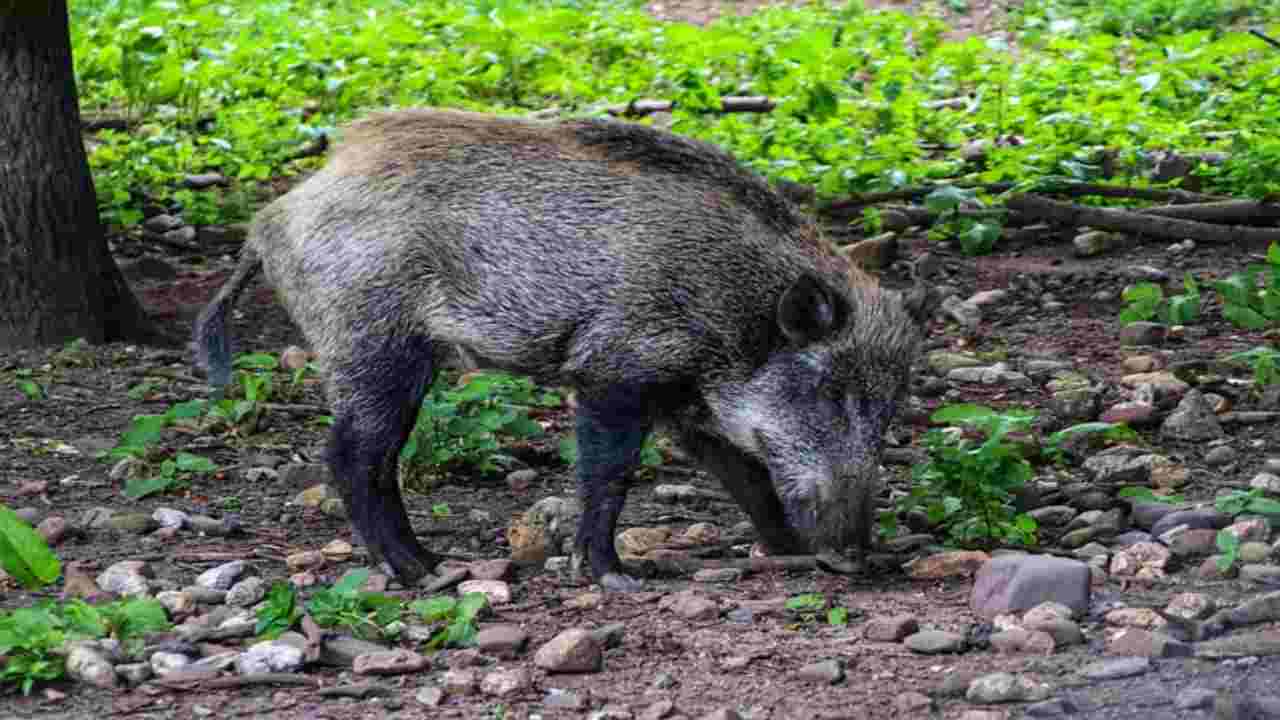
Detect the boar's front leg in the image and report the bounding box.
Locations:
[676,428,809,556]
[572,388,651,592]
[325,334,441,584]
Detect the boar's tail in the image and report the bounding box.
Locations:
[193,245,262,394]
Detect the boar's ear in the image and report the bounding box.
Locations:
[777,274,847,346]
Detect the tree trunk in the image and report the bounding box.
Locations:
[0,0,157,349]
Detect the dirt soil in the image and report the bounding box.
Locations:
[4,2,1280,720]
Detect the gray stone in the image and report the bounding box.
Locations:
[1165,592,1216,621]
[1130,501,1176,531]
[1083,449,1156,486]
[1175,688,1216,711]
[1253,473,1280,495]
[1215,591,1280,629]
[903,630,966,654]
[1025,699,1076,717]
[693,568,744,583]
[1119,322,1167,347]
[115,662,153,686]
[1074,230,1122,257]
[188,514,240,536]
[353,649,429,675]
[106,512,159,535]
[183,172,229,189]
[479,667,532,697]
[440,668,478,695]
[1113,531,1153,548]
[864,615,920,642]
[1213,693,1280,719]
[150,651,192,677]
[1028,506,1077,527]
[416,686,445,707]
[234,640,305,675]
[475,624,529,659]
[1240,564,1280,585]
[1205,446,1240,467]
[1165,528,1219,557]
[660,591,719,621]
[1195,631,1280,658]
[225,576,266,607]
[1079,657,1151,680]
[535,628,602,673]
[970,554,1091,618]
[965,672,1050,703]
[143,213,183,233]
[543,688,588,710]
[66,645,118,689]
[152,508,189,529]
[927,351,984,375]
[1151,508,1230,537]
[795,659,844,684]
[1239,542,1272,564]
[1105,628,1191,658]
[1160,390,1225,441]
[590,622,626,649]
[97,560,151,597]
[196,560,247,591]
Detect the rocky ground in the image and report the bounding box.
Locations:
[6,3,1280,720]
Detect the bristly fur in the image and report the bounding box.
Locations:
[192,107,927,581]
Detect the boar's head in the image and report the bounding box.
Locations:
[707,273,931,555]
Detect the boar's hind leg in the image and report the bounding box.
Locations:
[677,429,809,556]
[572,390,651,592]
[326,334,440,584]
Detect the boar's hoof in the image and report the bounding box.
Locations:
[600,572,644,593]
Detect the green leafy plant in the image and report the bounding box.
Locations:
[1226,345,1280,387]
[306,568,405,641]
[1213,488,1280,572]
[431,503,452,518]
[13,369,46,401]
[410,592,489,650]
[0,504,62,590]
[827,606,850,626]
[923,186,1004,256]
[1044,420,1140,464]
[400,372,560,487]
[256,582,304,640]
[1117,487,1185,504]
[0,597,170,695]
[1119,273,1200,326]
[894,404,1039,547]
[123,451,218,500]
[1213,243,1280,330]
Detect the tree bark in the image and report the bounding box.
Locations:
[0,0,157,349]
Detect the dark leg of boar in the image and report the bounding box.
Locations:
[676,428,809,555]
[572,388,652,592]
[324,333,440,582]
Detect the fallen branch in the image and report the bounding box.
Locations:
[607,96,776,118]
[317,683,391,699]
[150,671,319,691]
[1005,193,1280,245]
[1139,199,1280,225]
[822,181,1227,215]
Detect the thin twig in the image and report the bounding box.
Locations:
[1250,28,1280,51]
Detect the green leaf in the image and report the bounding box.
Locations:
[174,452,216,472]
[930,404,997,425]
[827,607,849,626]
[1135,73,1161,93]
[123,474,178,500]
[456,592,488,622]
[0,505,62,589]
[411,596,457,623]
[923,185,976,214]
[1247,497,1280,516]
[234,353,279,370]
[1223,304,1268,330]
[331,568,370,596]
[785,593,825,612]
[805,82,839,122]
